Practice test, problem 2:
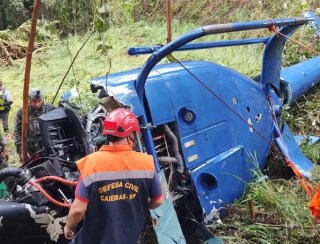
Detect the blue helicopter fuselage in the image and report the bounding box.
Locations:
[91,60,277,214]
[89,14,319,243]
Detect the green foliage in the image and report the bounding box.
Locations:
[0,30,12,40]
[282,25,320,67]
[13,20,59,42]
[95,15,108,33]
[301,141,320,165]
[96,41,112,55]
[132,0,320,26]
[0,1,320,243]
[213,173,319,243]
[283,79,320,142]
[2,0,320,40]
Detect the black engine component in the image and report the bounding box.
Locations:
[39,102,91,161]
[0,102,87,244]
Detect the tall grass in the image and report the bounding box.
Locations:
[1,18,312,130]
[0,20,266,127]
[1,17,320,243]
[212,161,320,243]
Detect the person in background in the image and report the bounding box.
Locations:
[0,80,13,133]
[13,88,55,161]
[0,133,8,167]
[0,133,11,191]
[64,108,163,244]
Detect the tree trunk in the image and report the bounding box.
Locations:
[68,0,73,23]
[0,0,8,30]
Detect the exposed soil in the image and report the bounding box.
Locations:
[263,145,295,180]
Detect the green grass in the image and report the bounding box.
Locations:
[211,163,320,243]
[1,20,266,128]
[1,19,320,243]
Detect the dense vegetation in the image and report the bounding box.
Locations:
[0,0,320,243]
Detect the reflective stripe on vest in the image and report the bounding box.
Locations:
[0,91,5,111]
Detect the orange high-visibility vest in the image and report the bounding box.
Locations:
[309,184,320,218]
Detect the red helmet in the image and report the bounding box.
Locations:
[102,108,140,137]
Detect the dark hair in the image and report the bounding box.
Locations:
[107,135,125,142]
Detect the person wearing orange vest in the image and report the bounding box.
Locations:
[0,80,13,133]
[64,108,163,244]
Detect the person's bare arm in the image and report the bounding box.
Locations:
[64,198,88,240]
[149,195,164,209]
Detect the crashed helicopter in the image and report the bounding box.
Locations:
[0,11,320,244]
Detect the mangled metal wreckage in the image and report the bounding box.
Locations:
[0,12,320,244]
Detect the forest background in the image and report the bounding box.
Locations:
[1,0,320,243]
